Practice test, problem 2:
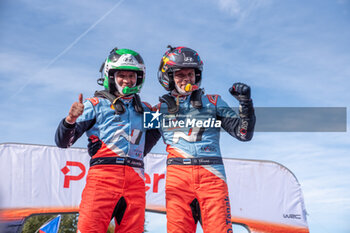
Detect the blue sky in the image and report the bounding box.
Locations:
[1,0,350,232]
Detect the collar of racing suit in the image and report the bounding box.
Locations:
[159,89,204,114]
[94,90,143,115]
[171,90,189,103]
[120,95,133,104]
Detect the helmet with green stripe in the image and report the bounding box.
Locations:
[98,47,145,95]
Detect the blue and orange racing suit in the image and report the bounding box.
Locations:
[55,95,158,233]
[153,92,255,233]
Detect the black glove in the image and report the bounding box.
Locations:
[229,82,253,118]
[87,135,102,157]
[229,82,251,102]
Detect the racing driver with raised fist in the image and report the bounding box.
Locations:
[154,46,256,233]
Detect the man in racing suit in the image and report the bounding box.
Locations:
[155,46,256,233]
[55,48,158,233]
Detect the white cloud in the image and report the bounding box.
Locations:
[215,0,272,20]
[218,0,241,16]
[189,0,348,108]
[304,186,350,209]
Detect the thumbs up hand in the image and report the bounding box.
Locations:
[65,93,85,124]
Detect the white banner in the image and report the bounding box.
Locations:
[0,143,309,233]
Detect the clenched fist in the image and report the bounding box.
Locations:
[65,93,84,124]
[229,82,251,102]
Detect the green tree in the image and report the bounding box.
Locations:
[22,214,78,233]
[22,213,148,232]
[57,214,78,233]
[22,214,54,233]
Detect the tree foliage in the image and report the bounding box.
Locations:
[22,214,78,233]
[21,213,146,232]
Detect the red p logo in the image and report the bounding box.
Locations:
[61,161,86,188]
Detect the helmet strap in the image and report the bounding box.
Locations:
[116,82,125,95]
[132,94,144,114]
[190,88,204,109]
[94,90,126,114]
[159,94,179,114]
[94,91,144,115]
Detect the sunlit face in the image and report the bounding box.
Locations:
[173,68,195,91]
[115,71,137,88]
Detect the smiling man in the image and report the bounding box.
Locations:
[155,46,256,233]
[55,48,159,233]
[173,68,196,94]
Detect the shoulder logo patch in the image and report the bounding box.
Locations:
[207,94,218,106]
[87,97,99,106]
